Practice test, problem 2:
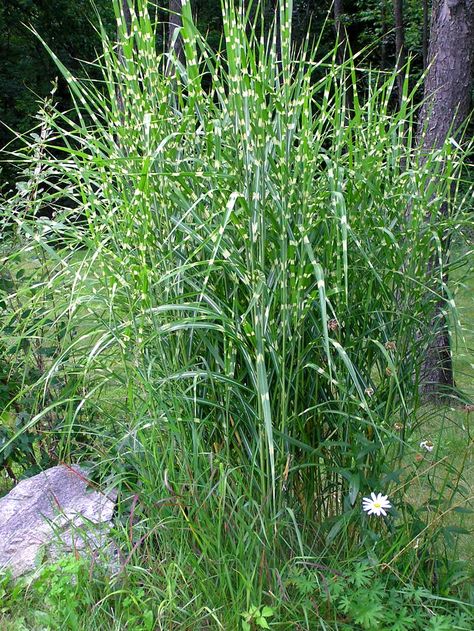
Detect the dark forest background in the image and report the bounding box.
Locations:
[1,0,431,191]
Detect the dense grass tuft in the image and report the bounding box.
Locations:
[1,1,473,627]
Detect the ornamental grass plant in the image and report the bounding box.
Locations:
[1,0,473,627]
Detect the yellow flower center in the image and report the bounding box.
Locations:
[373,502,381,508]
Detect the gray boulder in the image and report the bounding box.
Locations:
[0,464,116,578]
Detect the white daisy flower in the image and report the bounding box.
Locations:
[419,440,434,452]
[362,492,391,517]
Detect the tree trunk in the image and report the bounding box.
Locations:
[418,0,473,149]
[168,0,184,63]
[122,0,132,34]
[393,0,406,106]
[334,0,345,65]
[381,0,388,69]
[333,0,353,112]
[118,0,132,61]
[417,0,474,398]
[116,0,132,114]
[422,0,429,69]
[275,4,282,67]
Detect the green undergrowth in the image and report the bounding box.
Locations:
[1,555,474,630]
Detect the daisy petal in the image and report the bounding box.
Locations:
[362,491,392,517]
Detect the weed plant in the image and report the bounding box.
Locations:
[1,0,473,627]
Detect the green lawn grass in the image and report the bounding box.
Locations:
[453,257,474,400]
[406,255,474,561]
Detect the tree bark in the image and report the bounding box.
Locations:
[334,0,345,66]
[122,0,132,34]
[393,0,406,106]
[168,0,184,63]
[417,0,474,398]
[118,0,132,60]
[275,3,282,67]
[333,0,353,112]
[381,0,388,69]
[422,0,429,70]
[116,0,132,114]
[418,0,473,149]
